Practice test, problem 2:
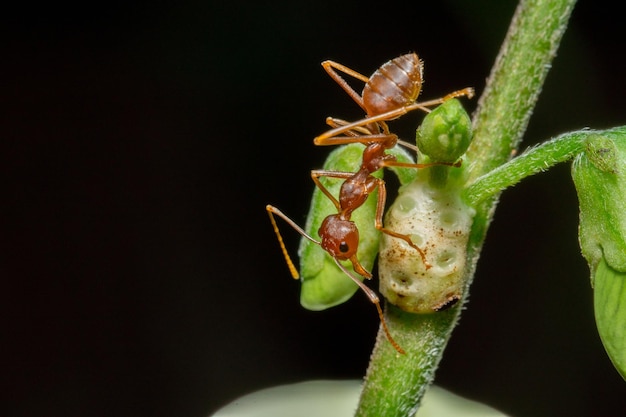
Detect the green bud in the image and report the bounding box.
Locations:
[379,175,475,313]
[572,128,626,380]
[572,131,626,278]
[416,98,472,163]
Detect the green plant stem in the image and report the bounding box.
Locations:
[356,0,577,415]
[467,0,577,182]
[428,165,450,189]
[357,306,457,417]
[466,0,577,257]
[464,129,590,206]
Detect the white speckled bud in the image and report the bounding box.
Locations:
[378,178,475,313]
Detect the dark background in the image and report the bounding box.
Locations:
[3,1,626,416]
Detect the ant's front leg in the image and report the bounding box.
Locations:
[372,178,433,269]
[310,169,355,212]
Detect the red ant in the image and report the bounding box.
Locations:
[266,53,474,354]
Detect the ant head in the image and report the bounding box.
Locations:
[318,214,359,260]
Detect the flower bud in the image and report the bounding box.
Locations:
[416,98,472,163]
[572,128,626,380]
[572,131,626,278]
[378,177,475,313]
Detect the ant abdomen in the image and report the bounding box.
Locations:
[362,53,423,117]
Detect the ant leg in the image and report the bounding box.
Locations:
[382,159,462,170]
[326,117,390,136]
[315,109,415,142]
[314,132,398,147]
[317,104,432,141]
[405,87,475,110]
[321,60,369,111]
[400,87,474,112]
[266,204,321,279]
[325,117,373,137]
[310,169,356,212]
[372,179,433,269]
[319,87,475,140]
[333,258,404,354]
[317,117,396,146]
[442,87,475,102]
[396,139,419,153]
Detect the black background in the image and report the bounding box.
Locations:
[4,1,626,416]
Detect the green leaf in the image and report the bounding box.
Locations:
[298,144,375,310]
[594,258,626,380]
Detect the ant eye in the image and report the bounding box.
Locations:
[339,242,350,253]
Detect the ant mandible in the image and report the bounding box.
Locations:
[266,53,474,354]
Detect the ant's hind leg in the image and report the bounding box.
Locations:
[321,60,369,111]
